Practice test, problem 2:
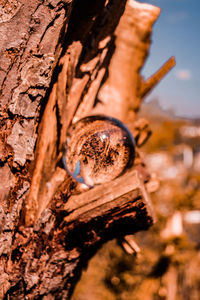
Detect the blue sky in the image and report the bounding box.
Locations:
[138,0,200,118]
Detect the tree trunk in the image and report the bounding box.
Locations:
[0,0,175,299]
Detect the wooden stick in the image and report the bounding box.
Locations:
[140,56,176,98]
[64,170,155,225]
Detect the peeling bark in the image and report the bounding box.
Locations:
[0,0,175,299]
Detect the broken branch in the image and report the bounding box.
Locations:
[140,56,176,99]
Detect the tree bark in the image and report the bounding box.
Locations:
[0,0,174,299]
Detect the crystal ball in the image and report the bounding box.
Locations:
[62,115,135,187]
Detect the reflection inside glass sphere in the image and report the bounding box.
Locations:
[62,115,136,187]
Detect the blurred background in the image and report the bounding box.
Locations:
[140,0,200,118]
[72,1,200,299]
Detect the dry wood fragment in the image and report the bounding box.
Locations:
[64,170,155,225]
[119,235,141,255]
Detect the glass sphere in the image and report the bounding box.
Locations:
[62,115,135,187]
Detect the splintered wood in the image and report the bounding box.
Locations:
[64,170,155,228]
[24,0,168,226]
[0,0,176,298]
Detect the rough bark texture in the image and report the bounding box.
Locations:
[0,0,174,299]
